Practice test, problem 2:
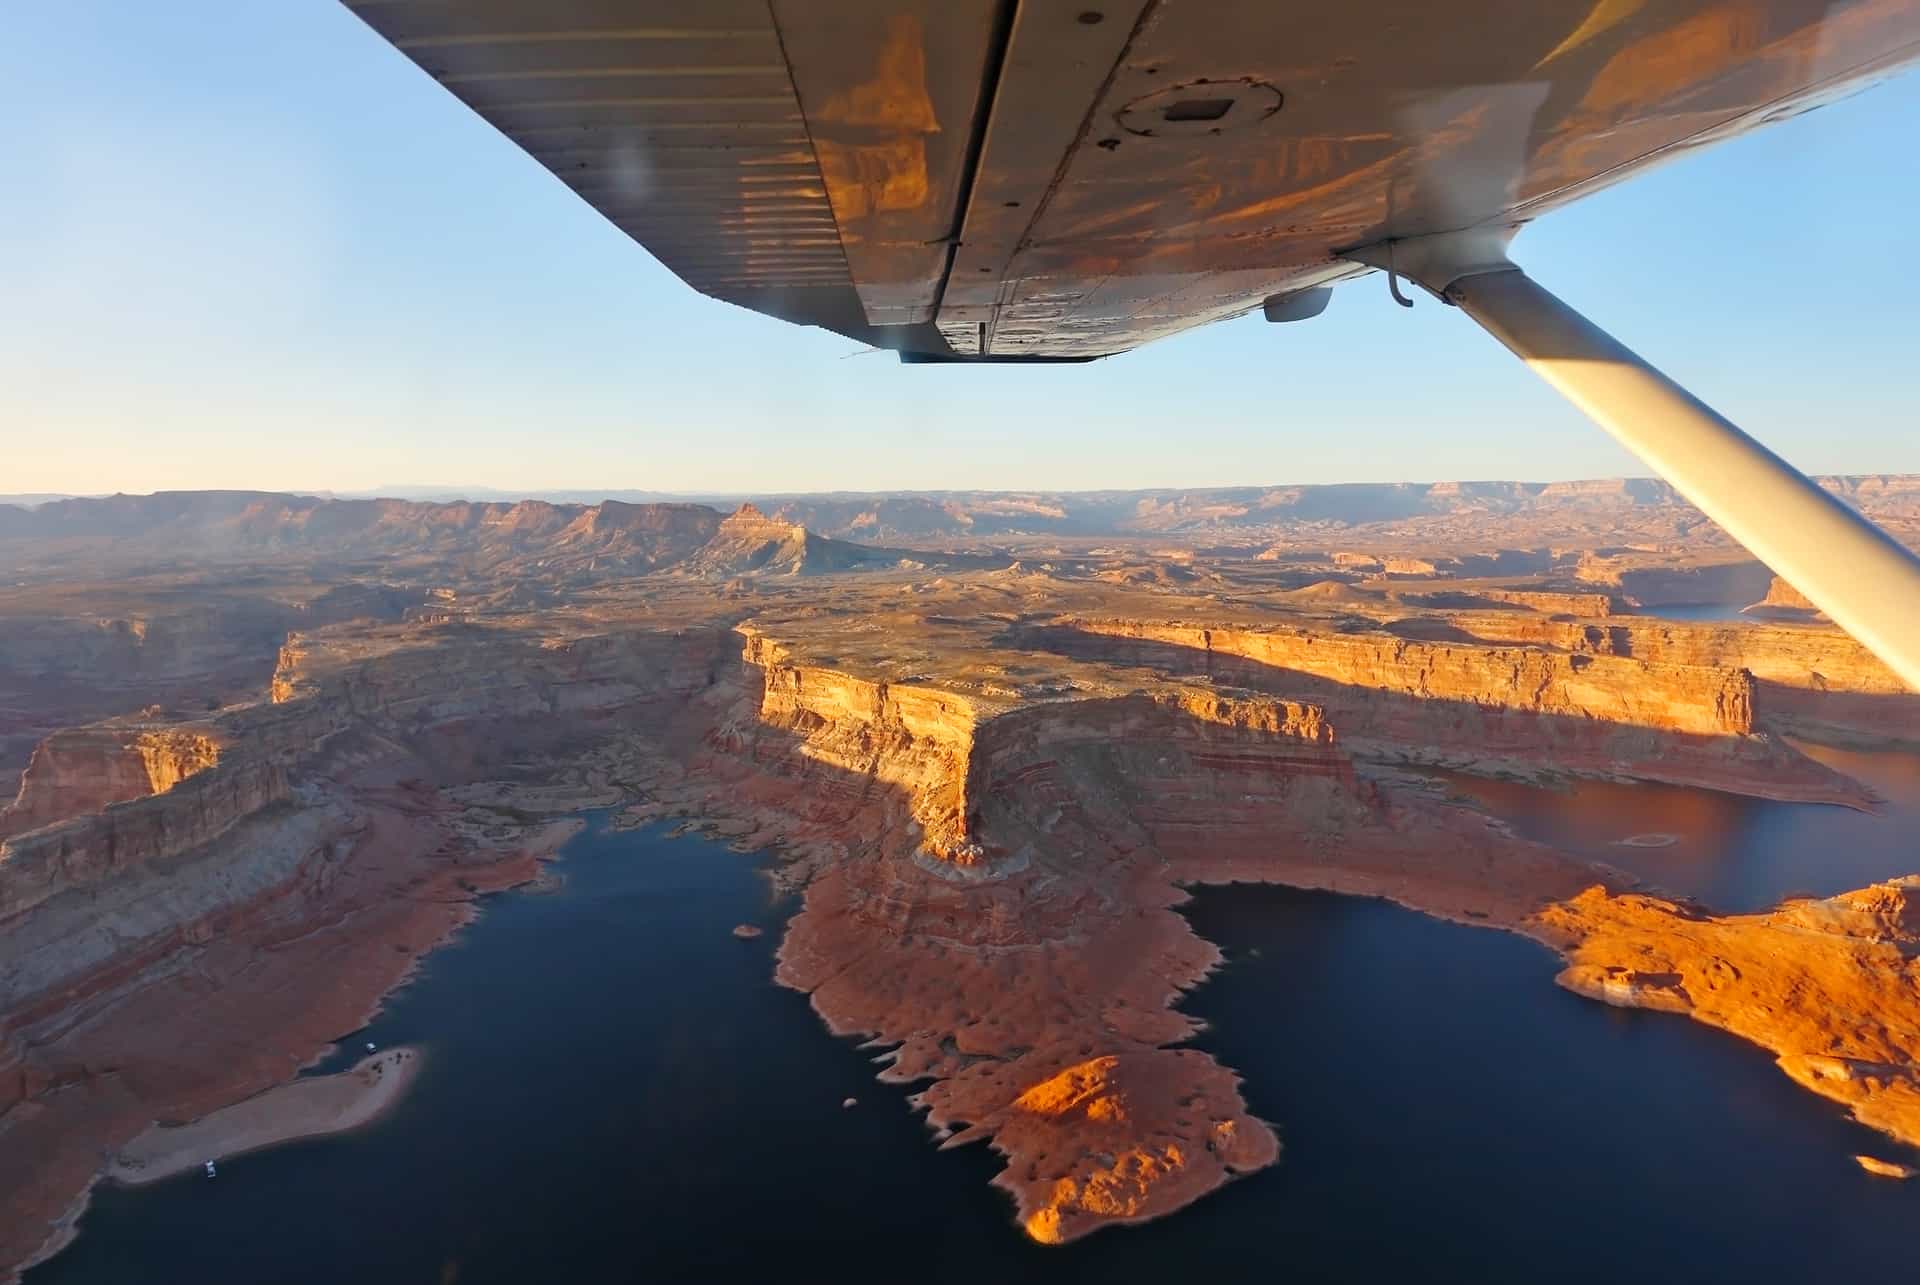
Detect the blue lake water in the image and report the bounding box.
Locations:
[1429,744,1920,911]
[30,815,1917,1283]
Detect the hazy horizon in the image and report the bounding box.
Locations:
[10,468,1920,509]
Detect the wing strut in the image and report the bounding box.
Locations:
[1346,231,1920,694]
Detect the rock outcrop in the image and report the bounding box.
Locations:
[1536,880,1920,1148]
[684,505,1008,578]
[1011,618,1863,803]
[0,583,424,785]
[714,629,1597,1242]
[1,577,1911,1274]
[1438,612,1915,747]
[1575,556,1777,608]
[0,726,222,840]
[1743,574,1823,619]
[0,612,750,1277]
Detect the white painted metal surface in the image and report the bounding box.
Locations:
[1449,267,1920,694]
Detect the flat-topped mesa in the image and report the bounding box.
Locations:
[741,623,1604,1244]
[965,690,1345,868]
[695,505,814,573]
[1015,617,1872,805]
[271,621,733,729]
[1573,555,1778,608]
[738,627,1345,871]
[1056,617,1755,736]
[1472,588,1616,617]
[1440,612,1914,748]
[686,505,954,578]
[0,726,223,841]
[4,620,739,1004]
[717,503,801,541]
[1450,612,1901,693]
[739,627,985,860]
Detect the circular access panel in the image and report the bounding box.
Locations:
[1116,78,1283,137]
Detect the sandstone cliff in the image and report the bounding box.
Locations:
[721,630,1607,1242]
[1744,574,1823,619]
[0,582,424,786]
[3,617,738,1020]
[2,592,1909,1273]
[0,706,330,926]
[0,614,750,1277]
[0,726,222,840]
[1574,556,1777,607]
[1536,880,1920,1148]
[1437,612,1914,747]
[1014,618,1862,803]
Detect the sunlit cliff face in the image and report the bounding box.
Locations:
[0,726,223,842]
[4,482,1919,1272]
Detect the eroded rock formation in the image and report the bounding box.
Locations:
[3,498,1917,1275]
[1013,618,1865,804]
[1537,880,1920,1146]
[0,726,222,840]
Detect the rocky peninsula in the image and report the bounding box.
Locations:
[3,481,1918,1274]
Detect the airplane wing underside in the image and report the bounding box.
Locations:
[346,0,1920,361]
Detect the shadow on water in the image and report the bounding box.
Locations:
[32,817,1918,1283]
[1428,743,1920,911]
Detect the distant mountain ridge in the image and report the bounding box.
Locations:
[3,477,1916,557]
[678,504,949,577]
[0,491,723,576]
[0,493,1000,582]
[744,476,1920,540]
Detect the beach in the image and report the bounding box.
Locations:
[106,1047,422,1186]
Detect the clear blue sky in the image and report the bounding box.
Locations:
[3,2,1916,496]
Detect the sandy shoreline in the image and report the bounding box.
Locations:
[3,785,583,1281]
[106,1047,424,1186]
[8,650,1915,1268]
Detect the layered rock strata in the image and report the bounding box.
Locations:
[0,618,738,1277]
[1536,880,1920,1146]
[1016,619,1864,803]
[720,641,1600,1242]
[3,605,1914,1276]
[0,726,223,840]
[1418,611,1915,748]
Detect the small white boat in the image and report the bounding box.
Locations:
[204,1161,217,1179]
[366,1042,377,1052]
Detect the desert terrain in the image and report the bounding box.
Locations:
[2,477,1918,1274]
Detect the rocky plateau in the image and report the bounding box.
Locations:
[2,481,1917,1277]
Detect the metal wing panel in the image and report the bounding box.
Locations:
[348,0,1920,361]
[345,1,864,324]
[768,2,1003,327]
[934,0,1154,356]
[939,0,1920,358]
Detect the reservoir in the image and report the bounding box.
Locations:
[31,815,1915,1282]
[1429,744,1920,911]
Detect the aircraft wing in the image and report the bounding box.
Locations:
[345,0,1920,691]
[345,0,1920,362]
